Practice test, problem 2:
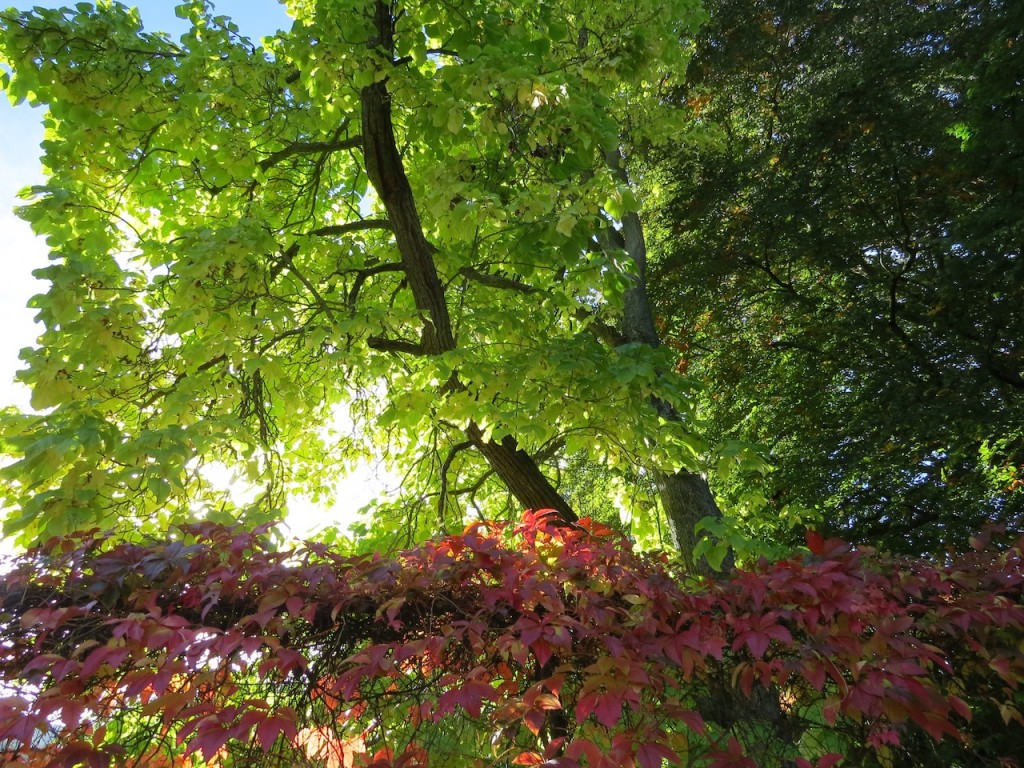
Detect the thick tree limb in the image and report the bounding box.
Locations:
[348,262,406,311]
[360,6,453,355]
[367,336,424,355]
[458,267,540,294]
[575,307,628,347]
[465,424,577,523]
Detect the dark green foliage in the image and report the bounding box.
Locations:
[651,0,1024,552]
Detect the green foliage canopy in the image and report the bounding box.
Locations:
[650,0,1024,552]
[0,0,709,548]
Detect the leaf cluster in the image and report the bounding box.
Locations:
[2,514,1023,767]
[0,0,710,546]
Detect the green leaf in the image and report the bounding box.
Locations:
[555,213,576,237]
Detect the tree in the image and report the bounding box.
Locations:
[2,513,1023,767]
[647,0,1024,553]
[0,0,722,565]
[2,6,1024,766]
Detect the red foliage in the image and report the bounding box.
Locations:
[1,510,1022,767]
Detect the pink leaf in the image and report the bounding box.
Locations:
[743,631,770,659]
[948,695,972,722]
[190,724,230,761]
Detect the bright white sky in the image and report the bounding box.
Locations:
[0,2,386,544]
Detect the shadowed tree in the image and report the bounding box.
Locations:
[650,0,1024,552]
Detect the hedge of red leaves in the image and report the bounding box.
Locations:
[1,511,1023,768]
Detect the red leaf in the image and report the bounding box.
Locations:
[823,700,838,726]
[988,655,1013,682]
[802,660,827,691]
[395,744,429,767]
[258,589,288,613]
[948,695,972,722]
[435,681,495,719]
[377,596,406,628]
[529,692,562,711]
[577,517,618,537]
[733,664,754,698]
[80,644,130,678]
[636,742,680,768]
[707,737,756,768]
[54,741,108,768]
[677,710,706,734]
[544,738,567,759]
[524,707,547,736]
[532,638,553,668]
[806,530,825,555]
[190,723,230,762]
[565,738,603,766]
[594,692,623,728]
[575,692,598,723]
[817,754,844,768]
[740,631,770,659]
[256,711,298,751]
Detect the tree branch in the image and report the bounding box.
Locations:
[348,263,406,312]
[306,219,392,237]
[575,307,628,347]
[458,266,539,294]
[367,335,425,355]
[358,1,576,523]
[438,440,474,525]
[361,4,453,355]
[273,243,336,322]
[258,136,363,171]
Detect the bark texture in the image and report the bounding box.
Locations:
[466,425,578,522]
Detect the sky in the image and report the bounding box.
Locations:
[0,2,388,542]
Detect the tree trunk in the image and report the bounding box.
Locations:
[654,469,725,573]
[466,425,578,522]
[606,148,728,571]
[360,2,576,524]
[361,25,452,355]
